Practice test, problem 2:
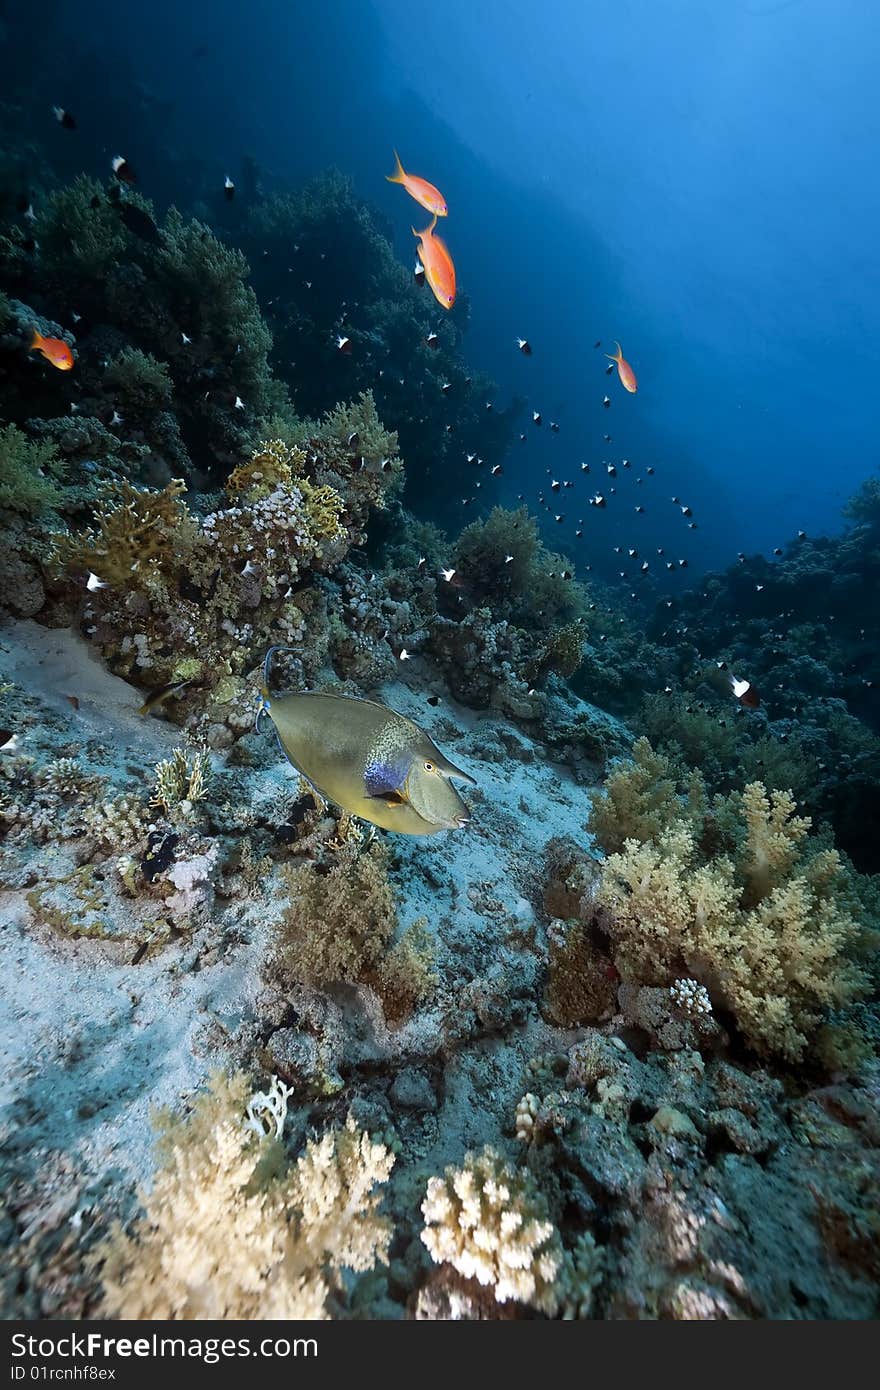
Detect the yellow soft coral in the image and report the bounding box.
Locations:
[738,781,810,906]
[587,737,682,854]
[93,1072,394,1319]
[598,788,868,1061]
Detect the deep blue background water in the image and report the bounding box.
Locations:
[5,0,879,576]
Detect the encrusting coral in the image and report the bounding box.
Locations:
[44,432,372,715]
[93,1072,394,1319]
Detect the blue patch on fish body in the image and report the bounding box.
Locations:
[364,753,411,800]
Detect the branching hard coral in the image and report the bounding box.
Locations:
[227,437,303,499]
[0,423,64,516]
[597,784,869,1060]
[37,758,102,800]
[151,744,211,818]
[93,1072,394,1319]
[421,1146,566,1315]
[670,978,713,1020]
[276,838,397,989]
[556,1232,604,1320]
[587,737,683,854]
[514,1093,540,1143]
[51,478,188,586]
[227,438,344,541]
[82,795,149,854]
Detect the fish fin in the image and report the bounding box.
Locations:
[412,214,437,239]
[366,789,408,808]
[261,643,300,700]
[386,149,406,184]
[30,328,43,350]
[254,696,272,734]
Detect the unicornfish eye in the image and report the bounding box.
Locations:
[424,760,435,772]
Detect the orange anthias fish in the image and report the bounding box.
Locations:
[31,328,74,371]
[413,215,456,310]
[606,341,637,393]
[386,150,447,217]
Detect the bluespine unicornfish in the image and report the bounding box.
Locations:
[256,646,475,835]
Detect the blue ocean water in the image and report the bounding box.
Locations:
[7,0,878,571]
[2,0,880,1328]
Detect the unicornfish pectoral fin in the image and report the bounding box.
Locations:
[369,790,408,808]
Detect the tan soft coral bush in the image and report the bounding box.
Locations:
[598,782,869,1061]
[276,836,397,988]
[587,736,685,854]
[93,1072,394,1319]
[275,837,436,1022]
